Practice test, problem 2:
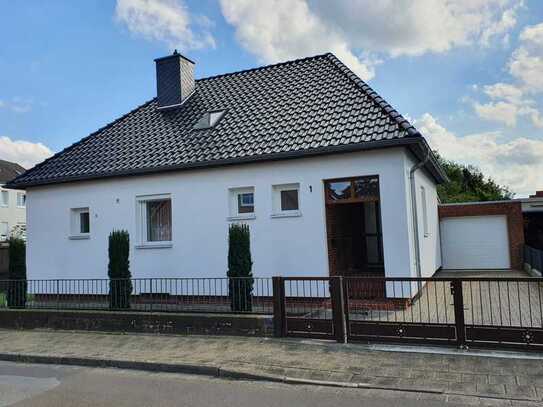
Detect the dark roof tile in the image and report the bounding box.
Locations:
[8,53,445,188]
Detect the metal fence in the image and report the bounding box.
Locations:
[0,277,273,314]
[274,276,543,350]
[524,245,543,274]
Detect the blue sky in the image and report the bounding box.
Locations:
[1,0,542,196]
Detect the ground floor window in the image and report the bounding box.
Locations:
[136,194,172,247]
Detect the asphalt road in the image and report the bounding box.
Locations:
[0,361,489,406]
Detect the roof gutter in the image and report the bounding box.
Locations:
[6,137,447,190]
[409,149,430,279]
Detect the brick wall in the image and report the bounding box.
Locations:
[438,201,524,270]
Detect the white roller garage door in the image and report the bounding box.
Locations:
[440,215,510,270]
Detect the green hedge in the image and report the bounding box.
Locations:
[227,224,254,312]
[108,230,132,309]
[7,237,27,308]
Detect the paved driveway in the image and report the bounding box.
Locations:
[350,270,543,328]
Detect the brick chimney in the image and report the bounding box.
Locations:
[154,50,195,110]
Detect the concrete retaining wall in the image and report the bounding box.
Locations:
[0,309,273,337]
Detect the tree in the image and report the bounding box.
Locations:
[436,155,514,203]
[227,224,254,312]
[108,230,132,309]
[7,237,26,308]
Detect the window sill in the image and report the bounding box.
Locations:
[227,214,256,221]
[271,211,302,219]
[16,206,26,209]
[135,242,173,250]
[69,235,90,240]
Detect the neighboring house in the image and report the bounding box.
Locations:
[6,52,447,291]
[0,159,26,241]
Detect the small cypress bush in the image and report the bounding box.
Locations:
[108,230,132,309]
[7,237,27,308]
[227,224,254,312]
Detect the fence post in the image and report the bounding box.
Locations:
[272,277,285,337]
[451,279,467,349]
[330,276,347,343]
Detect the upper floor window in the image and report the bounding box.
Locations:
[70,207,90,239]
[0,190,8,207]
[16,192,25,208]
[136,194,172,248]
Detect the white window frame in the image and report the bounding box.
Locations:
[0,189,8,207]
[69,207,90,240]
[136,194,173,249]
[421,186,429,237]
[16,192,25,208]
[227,187,256,221]
[271,183,301,218]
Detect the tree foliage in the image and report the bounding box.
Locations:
[108,230,132,309]
[436,155,514,203]
[227,223,253,312]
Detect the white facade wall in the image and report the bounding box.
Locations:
[26,148,427,282]
[404,154,442,279]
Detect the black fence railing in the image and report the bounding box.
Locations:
[0,277,273,314]
[2,275,543,350]
[524,245,543,274]
[274,276,543,350]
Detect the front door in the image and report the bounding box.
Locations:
[324,176,385,297]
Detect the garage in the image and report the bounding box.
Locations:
[440,215,510,270]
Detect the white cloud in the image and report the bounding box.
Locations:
[473,22,543,128]
[219,0,377,80]
[416,113,543,196]
[219,0,520,81]
[0,136,53,169]
[473,101,519,127]
[311,0,521,57]
[0,98,32,114]
[115,0,215,51]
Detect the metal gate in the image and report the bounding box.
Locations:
[273,276,543,351]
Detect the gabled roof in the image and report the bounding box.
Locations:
[0,159,26,184]
[7,53,446,189]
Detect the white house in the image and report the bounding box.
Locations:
[0,159,26,241]
[6,52,447,289]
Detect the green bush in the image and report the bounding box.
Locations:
[108,230,132,309]
[227,224,254,312]
[7,237,27,308]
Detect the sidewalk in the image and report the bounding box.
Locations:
[0,329,542,403]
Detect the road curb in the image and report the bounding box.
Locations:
[0,352,540,403]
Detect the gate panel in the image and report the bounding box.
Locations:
[282,277,342,340]
[462,279,543,350]
[345,277,458,345]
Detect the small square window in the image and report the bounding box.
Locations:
[228,187,255,220]
[16,192,25,207]
[70,208,90,239]
[136,194,173,247]
[0,190,8,207]
[238,192,254,213]
[280,190,299,211]
[272,184,301,217]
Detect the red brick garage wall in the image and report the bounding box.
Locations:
[438,201,524,270]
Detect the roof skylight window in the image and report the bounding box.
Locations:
[193,110,226,130]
